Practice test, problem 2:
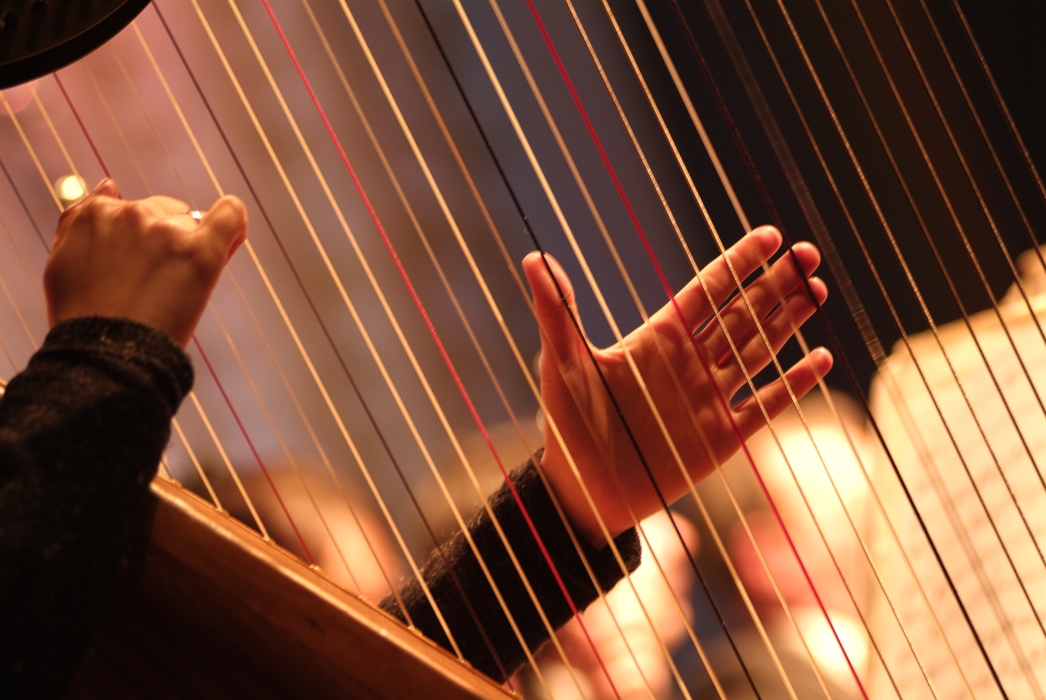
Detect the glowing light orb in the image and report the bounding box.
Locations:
[55,175,87,208]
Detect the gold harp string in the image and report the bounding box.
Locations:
[840,0,1046,557]
[27,84,82,185]
[297,0,646,660]
[624,3,880,695]
[888,0,1046,340]
[556,5,912,694]
[139,2,468,628]
[489,0,857,694]
[242,0,640,686]
[76,41,274,540]
[170,0,474,655]
[662,0,971,693]
[747,0,1045,692]
[0,93,62,212]
[442,1,787,693]
[125,15,384,594]
[314,1,685,694]
[182,0,578,670]
[783,0,1046,689]
[79,63,155,194]
[948,0,1046,245]
[583,4,853,694]
[437,0,861,690]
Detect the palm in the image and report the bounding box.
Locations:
[523,227,832,547]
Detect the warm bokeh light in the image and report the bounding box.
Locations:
[0,83,36,115]
[55,175,87,208]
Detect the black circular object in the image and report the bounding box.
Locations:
[0,0,152,89]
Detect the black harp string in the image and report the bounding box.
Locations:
[165,0,606,678]
[72,45,279,544]
[146,1,522,671]
[660,0,973,694]
[454,0,753,693]
[838,0,1046,575]
[124,12,382,601]
[503,0,878,695]
[297,1,673,693]
[789,0,1045,690]
[925,0,1046,288]
[410,0,803,696]
[72,57,227,513]
[734,0,1038,693]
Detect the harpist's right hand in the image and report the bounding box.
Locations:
[43,178,247,348]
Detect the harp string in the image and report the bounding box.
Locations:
[420,0,853,690]
[553,3,812,695]
[744,0,1046,686]
[622,4,876,695]
[434,0,788,694]
[64,58,258,523]
[351,0,728,690]
[664,0,972,694]
[509,1,866,695]
[922,0,1046,290]
[123,6,502,660]
[249,3,642,692]
[164,0,606,678]
[139,3,424,618]
[948,0,1046,220]
[881,0,1046,350]
[55,53,280,544]
[753,0,1039,692]
[839,0,1046,571]
[297,1,677,692]
[795,0,1046,690]
[364,2,743,693]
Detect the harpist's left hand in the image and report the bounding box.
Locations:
[523,226,831,547]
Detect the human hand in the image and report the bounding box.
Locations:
[44,179,247,348]
[524,227,832,547]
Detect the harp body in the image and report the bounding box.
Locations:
[2,0,1045,698]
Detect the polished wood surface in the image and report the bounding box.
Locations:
[67,477,511,699]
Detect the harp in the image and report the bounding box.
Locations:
[1,0,1044,697]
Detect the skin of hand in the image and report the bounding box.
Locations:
[44,179,248,348]
[523,226,833,547]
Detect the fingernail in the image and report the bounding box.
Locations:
[91,178,111,194]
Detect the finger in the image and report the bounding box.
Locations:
[196,195,249,267]
[658,226,783,330]
[523,251,586,367]
[141,195,191,218]
[91,178,119,199]
[700,246,822,363]
[732,347,833,437]
[714,278,826,392]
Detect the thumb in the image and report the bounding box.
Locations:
[197,195,248,265]
[523,251,586,367]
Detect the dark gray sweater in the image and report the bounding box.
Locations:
[0,318,639,697]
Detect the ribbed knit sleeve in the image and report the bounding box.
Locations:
[0,318,193,699]
[381,454,642,682]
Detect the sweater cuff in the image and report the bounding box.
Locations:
[381,453,641,683]
[39,317,193,414]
